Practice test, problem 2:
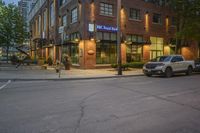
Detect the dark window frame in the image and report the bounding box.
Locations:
[129,8,141,20]
[71,7,78,24]
[153,13,162,24]
[100,2,114,16]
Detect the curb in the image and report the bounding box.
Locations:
[0,74,144,82]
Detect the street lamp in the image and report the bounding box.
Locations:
[117,0,122,75]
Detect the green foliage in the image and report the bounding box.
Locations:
[169,0,200,42]
[111,62,145,70]
[127,62,145,68]
[0,1,28,61]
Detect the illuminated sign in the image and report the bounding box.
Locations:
[89,23,95,32]
[96,25,118,32]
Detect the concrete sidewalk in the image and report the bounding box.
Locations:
[0,64,144,80]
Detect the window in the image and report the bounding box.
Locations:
[150,37,164,59]
[172,56,183,62]
[126,34,144,43]
[96,32,117,41]
[96,43,117,64]
[62,15,67,26]
[153,13,162,24]
[130,8,141,20]
[43,10,47,31]
[96,32,117,64]
[50,3,55,27]
[71,8,78,23]
[38,15,41,35]
[62,44,79,64]
[100,3,113,16]
[144,0,169,6]
[62,0,67,5]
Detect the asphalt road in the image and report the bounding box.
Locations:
[1,75,200,133]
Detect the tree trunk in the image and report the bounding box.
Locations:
[6,45,9,63]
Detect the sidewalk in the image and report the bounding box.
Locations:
[0,64,144,80]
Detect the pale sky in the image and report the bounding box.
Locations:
[4,0,19,5]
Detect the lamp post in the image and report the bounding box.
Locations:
[117,0,122,75]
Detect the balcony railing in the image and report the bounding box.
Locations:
[28,0,46,22]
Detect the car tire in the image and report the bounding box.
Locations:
[165,67,172,78]
[186,66,193,75]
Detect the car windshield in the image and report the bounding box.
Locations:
[151,56,172,62]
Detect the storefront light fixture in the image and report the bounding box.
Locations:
[75,38,80,42]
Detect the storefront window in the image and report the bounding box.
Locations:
[150,37,164,59]
[126,44,142,62]
[62,44,79,64]
[111,33,117,41]
[96,32,117,64]
[70,44,79,64]
[103,32,110,40]
[126,34,143,62]
[96,42,117,64]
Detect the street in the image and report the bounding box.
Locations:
[0,75,200,133]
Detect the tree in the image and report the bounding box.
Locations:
[169,0,200,55]
[0,1,27,62]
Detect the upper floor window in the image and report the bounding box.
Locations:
[62,15,67,26]
[153,13,162,24]
[62,0,67,5]
[43,10,47,31]
[130,8,141,20]
[144,0,169,6]
[50,3,55,27]
[71,7,78,23]
[100,3,113,16]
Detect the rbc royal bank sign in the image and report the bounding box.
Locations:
[96,25,118,32]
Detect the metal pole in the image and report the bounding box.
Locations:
[59,33,63,78]
[117,0,122,75]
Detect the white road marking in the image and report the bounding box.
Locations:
[0,80,11,90]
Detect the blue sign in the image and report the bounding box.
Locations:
[96,25,118,32]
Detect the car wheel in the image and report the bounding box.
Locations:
[165,67,172,78]
[186,66,193,75]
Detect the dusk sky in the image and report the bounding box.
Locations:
[4,0,19,5]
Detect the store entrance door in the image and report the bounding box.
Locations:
[150,50,163,59]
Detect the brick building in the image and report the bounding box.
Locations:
[29,0,199,69]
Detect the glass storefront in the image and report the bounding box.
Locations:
[150,37,164,59]
[96,32,117,64]
[126,44,142,62]
[126,34,143,62]
[96,42,117,64]
[62,43,79,64]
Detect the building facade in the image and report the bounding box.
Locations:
[18,0,36,31]
[29,0,199,69]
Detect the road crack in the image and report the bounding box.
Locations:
[74,88,114,133]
